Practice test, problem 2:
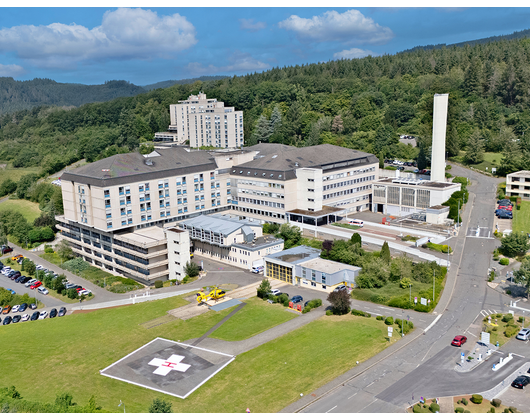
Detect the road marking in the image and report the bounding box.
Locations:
[379,307,394,311]
[424,314,442,333]
[467,331,477,337]
[366,381,374,388]
[494,310,499,313]
[357,400,376,413]
[367,312,382,317]
[348,392,358,400]
[325,405,337,413]
[511,353,525,358]
[421,341,437,362]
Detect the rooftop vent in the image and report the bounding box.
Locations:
[144,159,153,166]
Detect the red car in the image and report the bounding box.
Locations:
[499,205,513,211]
[452,335,467,347]
[30,281,42,289]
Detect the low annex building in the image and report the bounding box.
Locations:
[264,245,360,293]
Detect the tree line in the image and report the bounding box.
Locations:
[1,36,530,178]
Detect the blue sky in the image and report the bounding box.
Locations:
[0,7,529,86]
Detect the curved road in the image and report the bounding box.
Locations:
[287,166,529,413]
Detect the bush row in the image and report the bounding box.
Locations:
[351,308,371,317]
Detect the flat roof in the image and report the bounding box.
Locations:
[508,170,530,177]
[179,214,260,236]
[266,245,321,264]
[116,226,167,245]
[287,206,344,217]
[300,258,361,274]
[233,235,284,251]
[375,178,457,189]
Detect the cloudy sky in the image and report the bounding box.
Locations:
[0,6,529,86]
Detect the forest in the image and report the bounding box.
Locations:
[1,36,530,179]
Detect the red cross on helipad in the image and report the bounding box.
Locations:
[148,354,191,376]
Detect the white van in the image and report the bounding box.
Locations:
[348,219,364,228]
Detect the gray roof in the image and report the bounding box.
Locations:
[179,214,260,237]
[233,235,284,251]
[265,245,321,264]
[62,148,217,187]
[232,144,378,181]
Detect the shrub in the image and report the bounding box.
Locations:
[504,408,510,413]
[384,316,394,325]
[509,406,517,413]
[455,407,464,413]
[492,327,498,331]
[400,277,412,289]
[312,299,322,307]
[376,316,384,321]
[429,403,440,413]
[491,399,501,408]
[302,307,310,314]
[493,249,499,261]
[496,313,502,318]
[365,313,371,318]
[414,304,430,313]
[470,394,483,404]
[44,246,54,254]
[505,326,519,338]
[463,410,470,413]
[351,309,366,316]
[413,404,423,413]
[499,258,509,265]
[154,280,163,289]
[506,290,512,295]
[461,398,468,406]
[326,310,333,316]
[489,407,495,413]
[369,294,387,304]
[502,313,513,322]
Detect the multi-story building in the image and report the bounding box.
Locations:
[169,92,244,149]
[506,170,530,200]
[57,144,379,284]
[230,144,379,225]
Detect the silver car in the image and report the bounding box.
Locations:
[517,328,530,341]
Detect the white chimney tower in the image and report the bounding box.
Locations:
[431,94,449,182]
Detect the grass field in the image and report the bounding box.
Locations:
[0,164,40,185]
[0,199,41,222]
[0,296,402,413]
[451,151,503,175]
[210,297,298,341]
[512,201,530,235]
[332,222,360,230]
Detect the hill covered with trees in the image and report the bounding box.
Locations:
[1,35,530,180]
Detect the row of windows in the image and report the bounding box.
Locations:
[323,184,371,200]
[322,166,376,182]
[237,196,285,208]
[237,188,284,199]
[323,175,376,191]
[233,206,286,219]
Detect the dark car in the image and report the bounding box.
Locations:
[497,199,512,204]
[1,245,13,254]
[11,273,21,281]
[3,316,12,325]
[451,335,467,347]
[290,295,303,304]
[19,277,31,284]
[12,315,21,323]
[30,311,40,321]
[58,307,67,317]
[49,308,58,318]
[19,303,28,312]
[29,303,37,310]
[512,376,530,389]
[498,211,513,219]
[16,276,28,284]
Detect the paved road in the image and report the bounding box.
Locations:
[286,165,529,413]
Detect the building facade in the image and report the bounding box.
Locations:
[506,170,530,200]
[169,92,244,149]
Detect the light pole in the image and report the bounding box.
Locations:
[409,283,412,304]
[118,400,125,413]
[433,269,435,303]
[402,309,405,337]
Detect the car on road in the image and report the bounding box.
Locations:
[38,311,48,320]
[37,286,49,295]
[19,303,28,312]
[30,311,40,321]
[517,328,530,341]
[2,305,11,314]
[20,314,29,322]
[3,316,12,325]
[30,281,42,289]
[50,308,58,318]
[511,375,530,389]
[29,303,37,310]
[451,335,467,347]
[290,295,303,304]
[11,305,20,313]
[12,315,21,323]
[6,288,15,295]
[58,307,67,317]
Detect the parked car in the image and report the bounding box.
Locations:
[3,316,12,325]
[37,286,49,295]
[19,303,28,312]
[30,311,40,321]
[20,314,29,322]
[11,273,21,281]
[49,308,58,318]
[25,279,37,288]
[290,295,303,304]
[19,277,31,284]
[11,254,23,261]
[1,245,13,254]
[333,284,347,292]
[2,305,11,314]
[65,283,77,289]
[497,199,512,204]
[30,281,42,289]
[12,315,21,323]
[6,288,15,295]
[497,211,513,219]
[58,307,67,317]
[38,311,48,320]
[29,303,37,310]
[251,266,264,274]
[451,335,467,347]
[11,305,20,313]
[270,289,282,296]
[517,328,530,341]
[512,376,530,389]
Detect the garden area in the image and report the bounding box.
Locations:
[409,394,515,413]
[482,313,527,347]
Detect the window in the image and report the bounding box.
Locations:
[145,182,150,191]
[104,189,110,197]
[119,187,124,195]
[107,222,113,228]
[105,200,111,208]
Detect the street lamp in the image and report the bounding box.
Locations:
[433,269,435,303]
[409,283,412,304]
[402,310,405,337]
[118,400,125,413]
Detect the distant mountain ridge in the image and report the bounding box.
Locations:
[0,75,229,115]
[401,28,530,53]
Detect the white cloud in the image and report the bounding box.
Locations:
[333,48,377,59]
[187,51,269,76]
[0,64,26,77]
[0,8,197,68]
[279,9,394,45]
[239,18,267,32]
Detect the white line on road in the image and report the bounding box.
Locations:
[421,341,437,362]
[348,392,358,400]
[325,405,337,413]
[424,314,442,333]
[366,381,374,388]
[379,307,394,311]
[467,331,477,337]
[357,400,376,413]
[511,353,525,358]
[494,310,499,313]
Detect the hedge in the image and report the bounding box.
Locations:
[491,399,501,408]
[429,403,440,413]
[471,394,483,404]
[455,407,464,413]
[499,258,509,265]
[384,316,394,325]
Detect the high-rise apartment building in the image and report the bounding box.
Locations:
[169,92,244,149]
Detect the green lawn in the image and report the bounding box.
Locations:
[210,297,298,341]
[482,314,526,347]
[332,222,360,230]
[0,296,403,413]
[0,199,42,222]
[39,252,63,266]
[512,201,530,235]
[451,151,503,175]
[0,164,40,185]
